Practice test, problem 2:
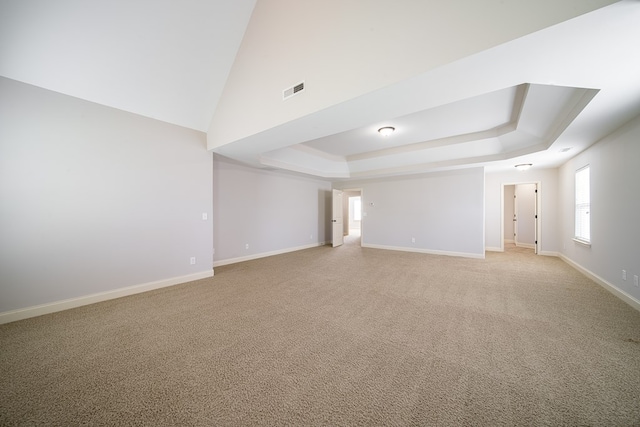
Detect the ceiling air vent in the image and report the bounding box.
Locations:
[283,81,305,100]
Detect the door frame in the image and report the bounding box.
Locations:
[500,181,541,254]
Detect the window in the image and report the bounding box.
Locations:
[575,166,590,244]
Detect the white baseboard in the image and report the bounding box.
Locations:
[362,243,485,259]
[515,242,536,249]
[213,242,327,267]
[559,254,640,312]
[538,250,560,257]
[0,270,214,325]
[485,246,503,252]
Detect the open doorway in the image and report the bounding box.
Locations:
[342,188,362,246]
[502,182,540,254]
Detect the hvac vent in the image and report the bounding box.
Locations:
[283,81,305,100]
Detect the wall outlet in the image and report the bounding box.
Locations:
[635,275,639,287]
[190,257,196,265]
[310,234,313,240]
[202,213,208,220]
[411,237,416,243]
[245,243,249,250]
[623,270,627,280]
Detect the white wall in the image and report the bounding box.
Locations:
[336,168,485,258]
[0,78,213,316]
[212,156,331,265]
[485,168,559,254]
[558,115,640,302]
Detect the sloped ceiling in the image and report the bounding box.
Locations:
[0,0,257,132]
[2,0,640,180]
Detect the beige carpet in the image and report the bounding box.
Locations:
[2,237,640,426]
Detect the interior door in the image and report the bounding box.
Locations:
[332,189,344,247]
[534,183,538,254]
[515,184,536,249]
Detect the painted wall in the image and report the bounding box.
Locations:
[212,156,331,265]
[0,77,213,314]
[558,115,640,302]
[485,168,559,254]
[336,167,485,258]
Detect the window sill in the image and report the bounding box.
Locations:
[573,238,591,247]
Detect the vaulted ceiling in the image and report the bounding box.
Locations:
[2,0,639,180]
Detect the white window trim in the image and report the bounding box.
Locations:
[572,237,591,247]
[574,165,591,246]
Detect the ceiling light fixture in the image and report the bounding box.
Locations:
[515,163,533,171]
[377,126,395,136]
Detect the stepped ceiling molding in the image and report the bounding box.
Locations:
[257,84,598,179]
[210,0,640,179]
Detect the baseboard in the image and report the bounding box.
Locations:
[516,242,536,249]
[0,270,214,325]
[538,250,560,257]
[213,242,327,267]
[559,254,640,312]
[362,243,485,259]
[485,246,503,252]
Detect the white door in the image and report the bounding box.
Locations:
[332,189,343,247]
[515,184,536,249]
[534,184,538,254]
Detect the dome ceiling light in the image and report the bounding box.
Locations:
[515,163,533,171]
[377,126,395,136]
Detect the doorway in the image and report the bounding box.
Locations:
[502,182,540,254]
[342,188,362,246]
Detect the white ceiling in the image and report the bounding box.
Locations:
[258,84,598,178]
[0,0,256,132]
[2,0,639,180]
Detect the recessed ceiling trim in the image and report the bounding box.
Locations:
[510,83,529,125]
[346,127,503,162]
[542,87,600,148]
[347,153,506,179]
[259,155,349,179]
[290,144,345,162]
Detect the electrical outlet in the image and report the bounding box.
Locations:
[190,257,196,265]
[202,213,208,220]
[310,234,313,240]
[635,275,639,287]
[245,243,249,250]
[623,270,627,280]
[411,237,416,243]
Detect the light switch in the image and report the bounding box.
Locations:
[202,213,208,220]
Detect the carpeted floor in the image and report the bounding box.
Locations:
[1,236,640,426]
